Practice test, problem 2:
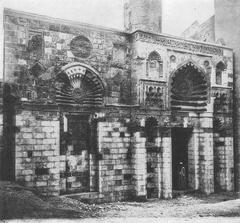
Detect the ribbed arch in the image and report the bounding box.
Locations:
[56,62,104,106]
[170,61,209,112]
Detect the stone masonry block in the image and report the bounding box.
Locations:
[33,133,45,139]
[22,170,33,175]
[33,151,42,157]
[43,139,56,145]
[41,121,52,126]
[42,127,54,133]
[42,151,54,156]
[36,181,47,187]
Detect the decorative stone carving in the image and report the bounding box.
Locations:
[56,63,104,106]
[213,116,232,136]
[212,88,232,113]
[29,62,46,77]
[140,80,165,109]
[170,55,176,62]
[134,31,223,56]
[70,35,93,58]
[27,34,43,52]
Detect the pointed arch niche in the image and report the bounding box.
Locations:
[170,61,209,112]
[215,61,226,85]
[146,51,163,78]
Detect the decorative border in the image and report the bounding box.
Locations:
[134,32,224,56]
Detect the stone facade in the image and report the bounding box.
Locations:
[1,5,235,202]
[182,0,240,192]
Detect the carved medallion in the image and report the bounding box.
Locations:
[70,36,92,58]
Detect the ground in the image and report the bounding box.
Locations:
[1,181,240,222]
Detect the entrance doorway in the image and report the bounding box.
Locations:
[60,115,92,195]
[172,128,192,190]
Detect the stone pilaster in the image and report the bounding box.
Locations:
[199,131,214,194]
[132,132,147,199]
[188,129,200,190]
[155,135,172,199]
[97,121,134,202]
[214,135,234,191]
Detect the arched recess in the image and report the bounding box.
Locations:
[215,61,226,85]
[170,60,209,112]
[146,51,163,77]
[55,62,105,106]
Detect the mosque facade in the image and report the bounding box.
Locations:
[0,0,237,202]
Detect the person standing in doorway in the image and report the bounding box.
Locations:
[178,162,186,190]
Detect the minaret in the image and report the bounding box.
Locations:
[215,0,240,192]
[124,0,162,33]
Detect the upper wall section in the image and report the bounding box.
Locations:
[131,30,233,83]
[131,31,233,109]
[3,8,234,111]
[124,0,162,33]
[3,8,131,106]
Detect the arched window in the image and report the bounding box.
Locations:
[146,51,163,78]
[216,62,225,85]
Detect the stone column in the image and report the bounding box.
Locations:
[161,136,172,198]
[214,136,234,191]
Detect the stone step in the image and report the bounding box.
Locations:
[61,192,100,203]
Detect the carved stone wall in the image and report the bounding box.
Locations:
[3,9,131,106]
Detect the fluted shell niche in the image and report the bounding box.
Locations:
[56,63,104,106]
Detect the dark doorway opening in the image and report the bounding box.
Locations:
[1,84,17,181]
[60,115,92,195]
[172,128,192,190]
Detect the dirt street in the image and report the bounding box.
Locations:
[1,181,240,221]
[97,193,240,218]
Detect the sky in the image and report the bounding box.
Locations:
[0,0,214,79]
[0,0,214,35]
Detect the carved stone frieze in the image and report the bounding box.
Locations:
[134,31,223,56]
